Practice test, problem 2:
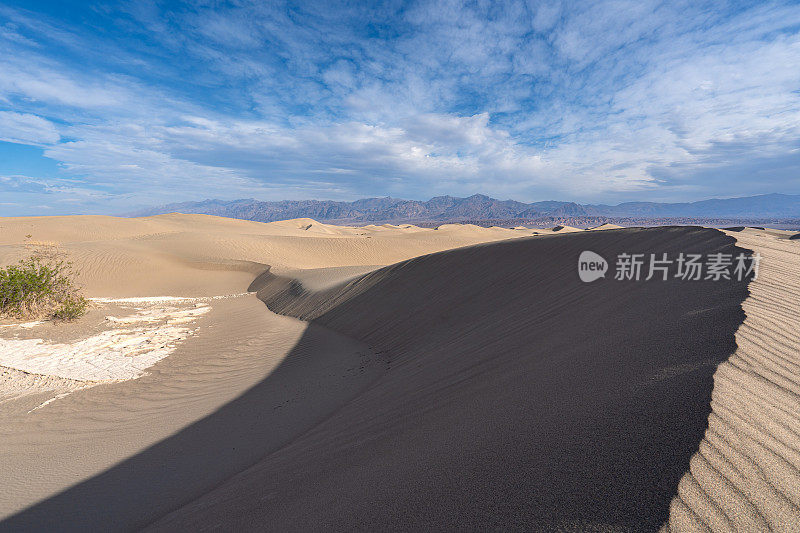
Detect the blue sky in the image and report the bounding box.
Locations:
[1,0,799,215]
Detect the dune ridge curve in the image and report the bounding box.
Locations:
[148,226,752,531]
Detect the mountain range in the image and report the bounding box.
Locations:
[129,193,800,226]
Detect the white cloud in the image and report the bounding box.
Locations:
[0,174,52,193]
[0,0,799,213]
[0,111,59,145]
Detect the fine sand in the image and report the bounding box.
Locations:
[550,224,583,232]
[0,214,541,525]
[663,228,800,531]
[0,214,540,408]
[0,214,542,298]
[1,216,798,531]
[144,226,754,531]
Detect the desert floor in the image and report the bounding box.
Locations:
[0,215,797,531]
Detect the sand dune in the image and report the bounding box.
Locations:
[551,224,583,232]
[2,217,798,531]
[0,214,541,297]
[663,229,800,531]
[0,214,545,526]
[0,214,541,409]
[588,222,624,230]
[0,294,385,527]
[142,227,754,531]
[514,225,550,233]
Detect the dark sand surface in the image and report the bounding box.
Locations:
[3,227,751,532]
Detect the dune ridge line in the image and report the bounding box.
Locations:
[149,226,754,531]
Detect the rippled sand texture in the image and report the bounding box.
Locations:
[665,228,800,531]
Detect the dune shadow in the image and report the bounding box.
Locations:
[0,320,386,532]
[3,227,753,532]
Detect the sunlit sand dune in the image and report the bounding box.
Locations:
[0,214,541,297]
[0,213,541,411]
[551,224,583,232]
[0,213,541,526]
[1,217,798,532]
[664,228,800,531]
[588,222,624,230]
[3,0,798,530]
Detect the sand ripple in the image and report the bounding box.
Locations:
[665,230,800,531]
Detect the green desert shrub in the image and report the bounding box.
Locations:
[0,254,88,320]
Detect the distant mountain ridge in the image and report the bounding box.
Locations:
[129,193,800,225]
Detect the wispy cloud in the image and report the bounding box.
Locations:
[0,0,798,214]
[0,111,60,145]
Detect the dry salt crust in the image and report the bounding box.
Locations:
[0,321,43,329]
[0,294,246,409]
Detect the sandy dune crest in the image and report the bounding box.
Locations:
[0,214,541,406]
[1,216,797,531]
[149,227,753,531]
[588,222,624,230]
[0,214,546,527]
[664,228,800,531]
[550,224,583,232]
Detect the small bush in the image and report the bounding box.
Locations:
[0,254,88,320]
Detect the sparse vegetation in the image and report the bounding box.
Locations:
[0,253,88,320]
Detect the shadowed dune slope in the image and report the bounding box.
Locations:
[134,227,752,532]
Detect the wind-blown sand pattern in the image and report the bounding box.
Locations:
[1,216,797,532]
[664,228,800,531]
[0,367,86,410]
